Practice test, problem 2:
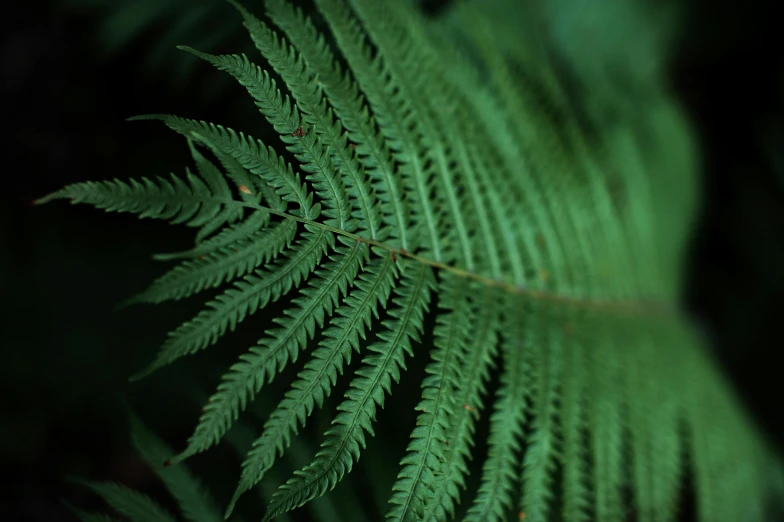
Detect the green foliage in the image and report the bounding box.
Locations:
[62,0,247,96]
[69,415,224,522]
[45,0,783,521]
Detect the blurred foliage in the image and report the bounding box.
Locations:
[61,0,247,97]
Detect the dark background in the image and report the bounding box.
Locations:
[1,0,782,520]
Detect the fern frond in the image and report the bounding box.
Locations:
[46,2,784,521]
[456,91,540,285]
[262,260,435,521]
[349,0,474,270]
[171,232,363,465]
[70,416,241,522]
[190,136,259,198]
[228,252,397,515]
[627,335,659,522]
[519,306,564,522]
[647,379,683,522]
[130,115,320,220]
[463,298,533,522]
[192,132,287,228]
[451,4,578,292]
[467,142,528,285]
[186,138,247,241]
[135,227,330,379]
[131,220,296,304]
[590,320,627,522]
[179,48,354,233]
[73,480,178,522]
[421,28,532,282]
[35,168,240,227]
[154,210,269,261]
[423,289,500,521]
[263,0,391,242]
[129,414,222,522]
[386,275,472,521]
[559,318,592,522]
[229,0,381,239]
[263,0,411,248]
[392,17,530,284]
[315,0,442,259]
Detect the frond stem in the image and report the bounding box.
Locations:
[119,193,675,317]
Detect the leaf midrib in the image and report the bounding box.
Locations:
[221,199,675,316]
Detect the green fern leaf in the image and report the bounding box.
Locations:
[129,414,223,522]
[44,1,784,521]
[134,227,330,379]
[348,0,475,269]
[559,318,592,522]
[73,480,178,522]
[229,0,382,240]
[228,252,397,515]
[464,298,534,522]
[186,138,247,241]
[36,168,239,227]
[423,289,500,521]
[179,47,355,233]
[315,0,441,258]
[153,210,269,261]
[263,260,434,521]
[70,416,242,522]
[519,307,564,522]
[130,115,320,220]
[188,137,261,202]
[386,275,472,521]
[130,220,296,304]
[262,0,383,240]
[268,0,410,248]
[646,368,683,522]
[171,232,364,465]
[590,320,627,522]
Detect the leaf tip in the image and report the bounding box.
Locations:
[32,191,66,206]
[128,361,160,382]
[127,114,169,123]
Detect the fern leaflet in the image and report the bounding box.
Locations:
[228,252,396,515]
[262,260,434,521]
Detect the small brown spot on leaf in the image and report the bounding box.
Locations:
[238,184,252,195]
[464,403,480,419]
[292,126,306,137]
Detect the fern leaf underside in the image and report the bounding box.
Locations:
[45,1,783,521]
